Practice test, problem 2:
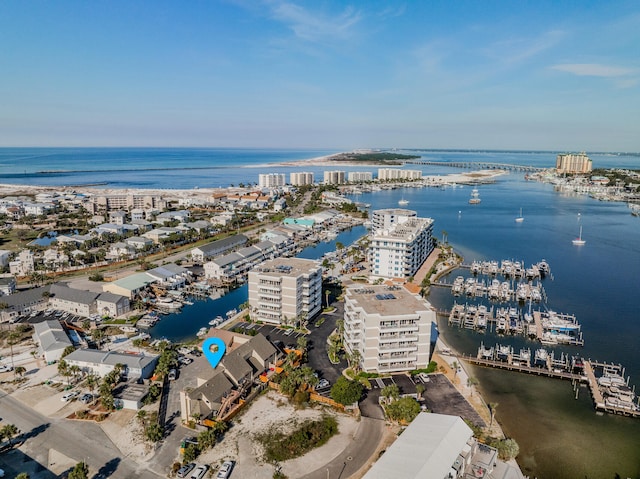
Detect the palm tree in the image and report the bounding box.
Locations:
[467,377,479,396]
[415,384,425,400]
[441,230,448,244]
[14,365,26,378]
[7,331,21,370]
[489,402,499,428]
[452,361,460,378]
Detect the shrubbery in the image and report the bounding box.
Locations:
[257,416,338,462]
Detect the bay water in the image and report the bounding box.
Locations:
[2,147,639,477]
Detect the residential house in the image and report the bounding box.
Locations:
[190,234,248,264]
[49,283,99,317]
[0,249,12,268]
[125,236,153,250]
[109,210,127,225]
[96,292,131,317]
[33,319,73,363]
[0,286,50,323]
[102,272,155,299]
[64,349,158,379]
[0,275,17,296]
[9,250,35,276]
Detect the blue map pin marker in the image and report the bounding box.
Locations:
[202,337,226,369]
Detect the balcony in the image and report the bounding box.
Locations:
[378,343,418,352]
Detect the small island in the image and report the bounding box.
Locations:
[328,151,421,164]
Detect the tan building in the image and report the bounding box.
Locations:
[377,168,422,181]
[323,170,346,185]
[343,285,434,373]
[248,258,322,326]
[556,152,592,174]
[290,171,314,186]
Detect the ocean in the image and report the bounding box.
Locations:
[2,147,639,477]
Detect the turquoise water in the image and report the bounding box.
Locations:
[3,147,639,476]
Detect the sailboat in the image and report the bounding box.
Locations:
[515,208,524,223]
[398,198,409,206]
[572,226,586,245]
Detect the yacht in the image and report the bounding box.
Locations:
[398,198,409,206]
[515,208,524,223]
[469,188,481,204]
[197,327,209,338]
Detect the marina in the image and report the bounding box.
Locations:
[464,344,640,418]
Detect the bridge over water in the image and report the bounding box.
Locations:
[405,160,546,172]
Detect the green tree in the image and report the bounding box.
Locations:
[492,438,520,461]
[415,384,425,400]
[14,365,27,378]
[68,461,89,479]
[381,384,400,402]
[16,473,30,479]
[182,442,201,462]
[197,428,218,450]
[385,397,421,423]
[1,423,19,447]
[145,422,164,442]
[330,377,363,406]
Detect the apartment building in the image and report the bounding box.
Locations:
[248,258,322,326]
[323,170,346,185]
[369,216,434,279]
[347,171,373,182]
[371,208,417,231]
[556,152,592,174]
[377,168,422,181]
[289,172,314,186]
[258,173,286,188]
[343,285,434,373]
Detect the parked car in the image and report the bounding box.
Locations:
[176,463,196,478]
[216,461,234,479]
[0,364,13,373]
[189,465,209,479]
[79,393,94,404]
[168,369,177,381]
[61,391,79,402]
[179,357,193,366]
[317,379,330,390]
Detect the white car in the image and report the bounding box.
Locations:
[0,364,13,373]
[189,465,209,479]
[61,391,79,402]
[216,461,234,479]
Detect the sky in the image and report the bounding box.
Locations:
[0,0,639,151]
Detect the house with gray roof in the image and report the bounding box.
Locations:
[0,285,51,323]
[146,263,192,289]
[96,292,130,317]
[64,349,158,379]
[0,275,17,296]
[33,319,72,363]
[190,234,248,264]
[179,331,279,423]
[363,413,525,479]
[49,283,99,317]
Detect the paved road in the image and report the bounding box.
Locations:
[299,417,386,479]
[0,391,162,479]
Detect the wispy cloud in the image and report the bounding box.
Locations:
[551,63,636,77]
[484,29,565,65]
[266,1,362,43]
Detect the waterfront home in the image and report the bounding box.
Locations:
[146,263,192,289]
[0,249,11,268]
[96,292,131,317]
[33,319,73,363]
[103,272,155,299]
[363,412,525,479]
[190,234,248,264]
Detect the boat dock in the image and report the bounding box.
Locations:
[463,347,640,418]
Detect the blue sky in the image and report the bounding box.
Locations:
[1,0,638,151]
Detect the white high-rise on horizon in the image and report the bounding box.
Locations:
[555,152,592,174]
[258,173,286,188]
[348,171,373,182]
[290,171,314,186]
[323,170,346,185]
[377,168,422,181]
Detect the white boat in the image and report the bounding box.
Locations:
[197,327,209,338]
[469,188,481,204]
[209,315,224,326]
[398,198,409,206]
[515,208,524,222]
[572,226,586,245]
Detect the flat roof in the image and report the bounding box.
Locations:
[251,257,320,277]
[346,285,431,316]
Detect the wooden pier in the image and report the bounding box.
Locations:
[462,354,640,418]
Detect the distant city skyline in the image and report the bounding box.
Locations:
[1,1,639,151]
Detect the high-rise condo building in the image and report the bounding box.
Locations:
[555,153,592,174]
[289,172,315,186]
[343,285,434,373]
[258,173,286,188]
[248,258,322,326]
[323,170,346,185]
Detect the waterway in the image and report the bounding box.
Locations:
[148,225,367,343]
[350,171,640,478]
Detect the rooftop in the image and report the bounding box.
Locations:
[251,258,320,278]
[346,285,431,316]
